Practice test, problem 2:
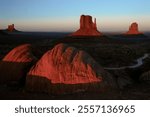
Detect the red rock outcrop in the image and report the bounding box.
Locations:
[126,22,142,35]
[3,44,36,62]
[0,44,37,84]
[71,15,102,36]
[7,24,16,32]
[26,43,115,94]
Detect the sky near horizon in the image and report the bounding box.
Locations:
[0,0,150,32]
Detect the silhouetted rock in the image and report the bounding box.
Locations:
[126,22,143,35]
[110,70,132,89]
[0,44,37,85]
[71,15,102,36]
[140,71,150,82]
[26,43,115,94]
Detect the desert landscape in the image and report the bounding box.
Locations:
[0,14,150,100]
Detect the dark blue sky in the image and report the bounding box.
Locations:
[0,0,150,32]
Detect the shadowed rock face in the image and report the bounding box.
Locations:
[140,71,150,82]
[71,15,102,36]
[0,44,37,84]
[26,43,115,94]
[126,22,142,35]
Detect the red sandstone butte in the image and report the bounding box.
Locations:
[7,24,15,32]
[126,22,142,35]
[0,44,37,84]
[26,43,115,94]
[71,15,102,36]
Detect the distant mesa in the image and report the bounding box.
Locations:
[26,43,115,94]
[7,24,15,32]
[0,44,37,85]
[6,24,19,32]
[125,22,143,35]
[71,15,102,36]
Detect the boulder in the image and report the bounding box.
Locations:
[126,22,142,35]
[71,15,102,36]
[0,44,37,85]
[26,43,115,94]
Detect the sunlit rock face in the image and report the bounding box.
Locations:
[71,15,102,36]
[26,43,115,94]
[126,22,142,35]
[3,44,36,62]
[0,44,37,84]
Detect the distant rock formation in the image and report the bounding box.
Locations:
[0,44,37,85]
[26,43,115,94]
[71,15,102,36]
[125,22,143,35]
[8,24,15,32]
[7,24,18,32]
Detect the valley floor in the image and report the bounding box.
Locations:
[0,32,150,100]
